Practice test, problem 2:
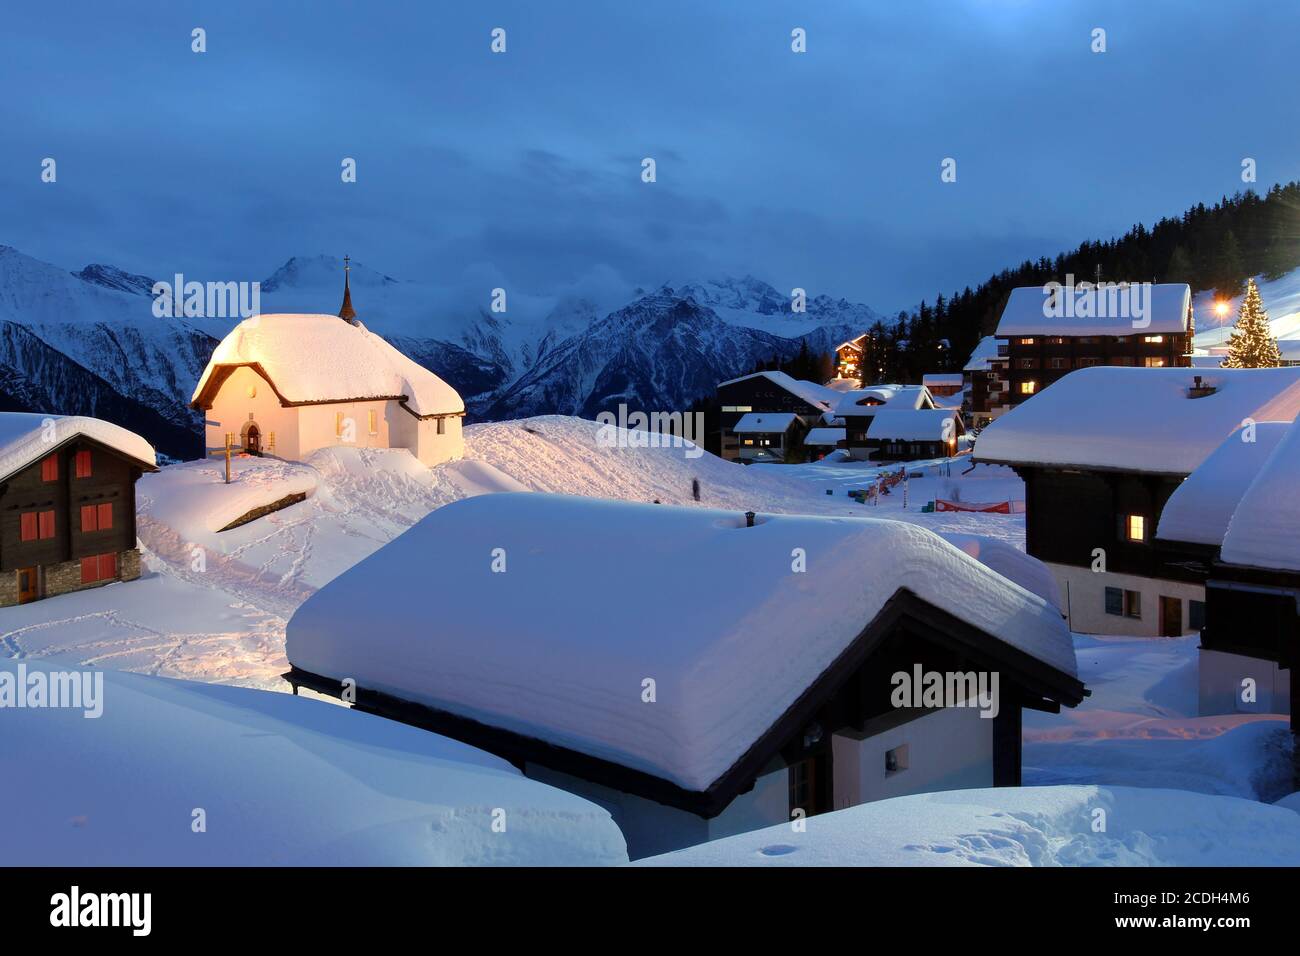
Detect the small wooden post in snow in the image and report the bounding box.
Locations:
[225,433,232,484]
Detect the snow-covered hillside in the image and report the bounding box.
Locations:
[637,785,1300,866]
[1193,267,1300,346]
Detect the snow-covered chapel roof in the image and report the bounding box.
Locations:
[191,314,464,417]
[286,493,1078,795]
[974,367,1300,475]
[0,413,156,482]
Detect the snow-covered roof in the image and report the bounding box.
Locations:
[824,377,862,393]
[1220,417,1300,571]
[733,412,799,434]
[0,413,156,482]
[922,374,963,387]
[834,384,931,417]
[286,493,1077,794]
[192,314,464,416]
[715,370,837,411]
[1155,422,1289,547]
[963,335,1002,371]
[995,283,1191,337]
[866,408,961,442]
[0,661,625,866]
[974,367,1300,475]
[803,427,845,446]
[1279,339,1300,362]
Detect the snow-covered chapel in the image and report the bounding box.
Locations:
[191,261,464,467]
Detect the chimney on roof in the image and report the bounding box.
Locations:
[1188,375,1217,399]
[744,510,756,527]
[339,255,357,324]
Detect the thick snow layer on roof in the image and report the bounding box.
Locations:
[963,335,1001,371]
[0,412,155,481]
[1220,417,1300,571]
[803,427,845,446]
[938,532,1062,611]
[866,408,959,442]
[287,493,1075,793]
[974,367,1300,474]
[192,314,464,415]
[824,377,861,392]
[715,370,837,411]
[733,412,799,433]
[637,785,1300,866]
[0,662,626,865]
[995,283,1191,337]
[834,384,930,417]
[1155,422,1289,547]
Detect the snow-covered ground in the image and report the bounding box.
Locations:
[1194,268,1300,346]
[637,784,1300,867]
[0,661,626,866]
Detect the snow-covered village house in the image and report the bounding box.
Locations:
[1157,418,1300,722]
[835,333,872,383]
[732,412,806,464]
[283,493,1086,859]
[836,385,968,462]
[0,414,157,607]
[962,335,1007,428]
[975,366,1300,637]
[995,282,1193,410]
[921,373,964,408]
[190,267,465,467]
[716,371,838,461]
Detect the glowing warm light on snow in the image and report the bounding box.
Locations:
[1215,300,1231,318]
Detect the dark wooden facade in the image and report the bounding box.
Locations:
[1,436,153,603]
[1002,333,1191,406]
[717,375,832,460]
[287,589,1084,821]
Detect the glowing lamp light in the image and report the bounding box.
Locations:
[1214,300,1230,318]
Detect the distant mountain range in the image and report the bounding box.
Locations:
[0,246,881,458]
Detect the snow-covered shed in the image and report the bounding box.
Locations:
[285,493,1085,859]
[974,366,1300,636]
[866,408,968,461]
[0,413,157,607]
[191,270,464,467]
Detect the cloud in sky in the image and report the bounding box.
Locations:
[4,0,1299,312]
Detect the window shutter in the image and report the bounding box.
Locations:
[98,552,117,580]
[20,512,38,542]
[81,505,98,532]
[81,556,98,584]
[38,510,55,539]
[98,503,113,530]
[75,450,92,478]
[41,454,58,482]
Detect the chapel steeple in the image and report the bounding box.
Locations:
[339,255,357,323]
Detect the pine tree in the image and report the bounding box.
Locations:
[1221,278,1282,368]
[1214,230,1246,300]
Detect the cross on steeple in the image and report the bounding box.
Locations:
[339,254,357,323]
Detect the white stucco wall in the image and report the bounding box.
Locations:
[203,366,302,458]
[1198,647,1291,717]
[832,706,994,808]
[1050,562,1205,637]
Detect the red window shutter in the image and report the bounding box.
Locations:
[20,512,38,542]
[41,454,58,482]
[97,503,113,530]
[81,556,98,583]
[80,505,97,532]
[75,450,92,478]
[98,552,117,580]
[38,510,55,539]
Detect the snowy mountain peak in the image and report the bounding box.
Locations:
[76,263,158,296]
[261,254,398,293]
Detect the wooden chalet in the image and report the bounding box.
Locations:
[0,414,157,607]
[715,371,838,462]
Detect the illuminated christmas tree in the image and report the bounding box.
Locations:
[1221,278,1282,368]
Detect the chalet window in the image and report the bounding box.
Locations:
[369,409,378,435]
[80,552,118,585]
[1078,357,1102,368]
[80,505,98,532]
[1105,587,1124,616]
[721,405,752,413]
[1019,381,1036,395]
[1078,337,1100,344]
[1048,336,1067,345]
[885,743,910,776]
[1018,358,1036,369]
[20,512,38,542]
[1143,335,1164,344]
[1017,337,1035,345]
[75,450,92,478]
[41,454,58,482]
[1049,358,1069,370]
[1143,357,1166,368]
[1124,590,1141,619]
[437,417,446,435]
[38,510,55,540]
[1188,600,1206,631]
[1125,514,1146,542]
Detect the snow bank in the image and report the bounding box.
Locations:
[975,367,1300,474]
[1156,421,1288,546]
[1221,416,1300,570]
[192,313,463,415]
[287,493,1075,793]
[0,412,156,481]
[996,283,1190,337]
[140,455,319,534]
[638,785,1300,866]
[0,661,626,866]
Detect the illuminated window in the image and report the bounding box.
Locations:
[1144,357,1166,368]
[1143,335,1164,344]
[1019,381,1036,395]
[1126,514,1146,541]
[1017,337,1035,345]
[335,412,344,437]
[721,405,753,413]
